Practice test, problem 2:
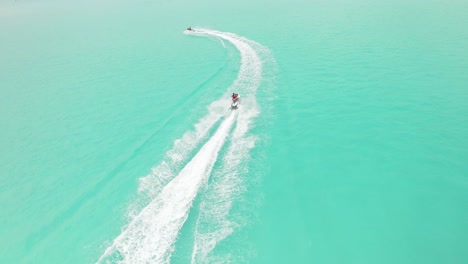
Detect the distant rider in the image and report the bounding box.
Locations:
[232,93,239,101]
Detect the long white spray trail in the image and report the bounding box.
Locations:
[98,29,265,263]
[191,103,260,264]
[138,28,263,199]
[190,29,273,263]
[99,112,237,263]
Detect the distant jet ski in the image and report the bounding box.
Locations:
[187,27,195,31]
[231,93,240,109]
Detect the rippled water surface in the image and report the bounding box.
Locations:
[1,0,467,263]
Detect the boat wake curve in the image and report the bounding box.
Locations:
[97,28,271,263]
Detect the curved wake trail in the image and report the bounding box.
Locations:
[190,30,274,263]
[192,29,264,97]
[98,29,268,263]
[138,28,264,199]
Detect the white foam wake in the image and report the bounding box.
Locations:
[137,99,227,199]
[98,29,267,263]
[189,30,275,263]
[191,99,260,264]
[98,112,237,263]
[138,29,264,200]
[190,28,264,96]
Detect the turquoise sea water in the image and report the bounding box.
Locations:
[1,0,468,263]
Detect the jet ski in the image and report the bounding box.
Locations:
[231,94,240,109]
[231,99,239,109]
[187,27,194,32]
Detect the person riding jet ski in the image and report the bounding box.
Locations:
[231,93,240,109]
[187,27,194,31]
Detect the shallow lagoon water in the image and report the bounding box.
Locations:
[1,0,467,263]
